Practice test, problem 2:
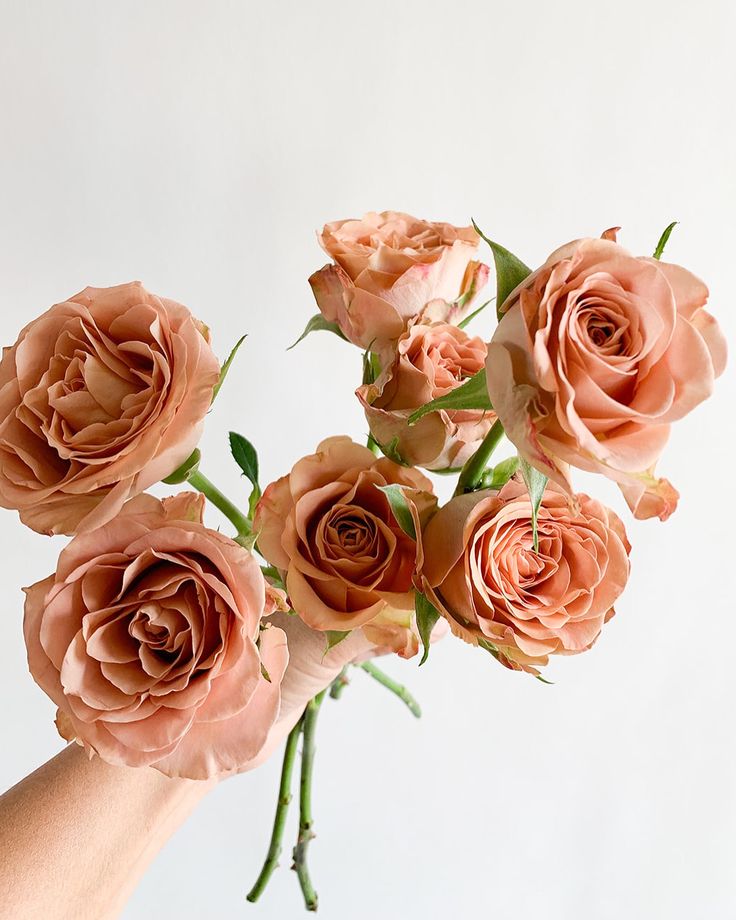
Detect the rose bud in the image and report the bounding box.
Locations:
[485,230,727,520]
[356,320,497,470]
[254,436,436,641]
[23,492,288,780]
[309,211,489,350]
[419,479,631,674]
[0,282,220,535]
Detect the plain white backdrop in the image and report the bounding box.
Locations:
[0,1,735,918]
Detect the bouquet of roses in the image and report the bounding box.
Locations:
[0,212,725,911]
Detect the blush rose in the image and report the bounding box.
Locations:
[356,320,496,470]
[0,282,220,535]
[419,479,631,673]
[24,492,288,780]
[309,211,489,350]
[485,230,727,520]
[254,436,437,638]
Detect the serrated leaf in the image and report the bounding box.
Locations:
[229,431,261,519]
[407,368,492,426]
[473,220,531,318]
[415,591,440,666]
[288,314,347,350]
[653,221,678,260]
[375,484,417,539]
[519,457,548,552]
[481,456,519,491]
[162,448,201,485]
[457,298,494,330]
[212,335,246,402]
[324,630,350,654]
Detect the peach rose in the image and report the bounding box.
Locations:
[254,436,436,638]
[309,211,489,350]
[361,606,449,660]
[485,231,727,520]
[0,282,220,535]
[356,320,496,470]
[419,479,630,673]
[23,492,288,780]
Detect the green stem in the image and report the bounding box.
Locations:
[454,418,505,496]
[329,667,350,700]
[359,662,421,719]
[292,690,327,912]
[246,721,302,903]
[188,470,251,544]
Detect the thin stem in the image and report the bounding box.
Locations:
[292,690,327,912]
[359,662,422,719]
[329,667,350,700]
[454,418,505,496]
[246,720,303,903]
[188,470,252,543]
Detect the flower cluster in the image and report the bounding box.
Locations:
[0,211,725,908]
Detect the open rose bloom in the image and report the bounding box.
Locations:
[419,479,631,674]
[0,282,220,535]
[309,211,489,350]
[24,492,288,779]
[255,436,437,655]
[485,231,727,520]
[357,320,497,470]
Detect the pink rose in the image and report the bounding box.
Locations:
[419,479,630,673]
[0,282,220,535]
[485,231,727,520]
[309,211,489,350]
[356,320,496,470]
[254,436,436,640]
[23,492,288,780]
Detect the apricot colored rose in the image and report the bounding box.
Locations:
[357,320,496,470]
[24,492,287,780]
[485,231,727,520]
[419,479,630,673]
[254,436,436,636]
[309,211,489,350]
[0,282,220,535]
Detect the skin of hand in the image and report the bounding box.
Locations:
[0,613,375,920]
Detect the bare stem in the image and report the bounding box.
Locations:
[359,662,421,718]
[245,720,302,903]
[188,469,252,544]
[329,667,350,700]
[292,690,327,911]
[454,419,505,496]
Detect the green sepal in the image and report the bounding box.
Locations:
[288,314,347,350]
[480,456,519,491]
[324,630,351,654]
[162,448,201,485]
[519,457,548,552]
[407,368,492,426]
[472,220,531,318]
[375,484,417,539]
[415,591,440,666]
[212,335,246,402]
[653,221,678,260]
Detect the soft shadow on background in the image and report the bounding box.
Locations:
[0,1,734,918]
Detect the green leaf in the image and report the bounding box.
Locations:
[481,456,519,491]
[324,630,350,654]
[407,368,492,426]
[375,484,417,539]
[653,221,678,260]
[415,591,440,666]
[472,220,531,317]
[212,335,246,402]
[288,314,347,350]
[519,457,548,552]
[229,431,261,518]
[162,448,201,485]
[457,298,494,330]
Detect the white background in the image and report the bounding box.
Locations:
[1,1,735,918]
